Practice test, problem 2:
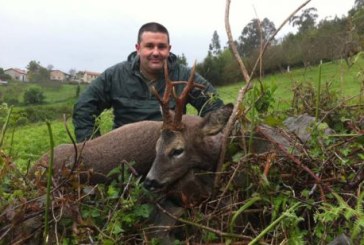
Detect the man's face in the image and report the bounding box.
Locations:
[136,31,171,75]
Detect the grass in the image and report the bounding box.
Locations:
[0,80,87,105]
[2,109,113,169]
[4,120,74,169]
[217,57,364,110]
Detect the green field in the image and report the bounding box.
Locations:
[218,57,364,109]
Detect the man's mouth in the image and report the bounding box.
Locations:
[150,59,162,64]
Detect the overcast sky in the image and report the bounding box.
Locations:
[0,0,355,73]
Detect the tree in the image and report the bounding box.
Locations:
[197,48,242,86]
[23,86,45,104]
[69,69,76,75]
[47,64,54,71]
[197,55,223,86]
[238,18,276,57]
[208,31,222,56]
[351,3,364,39]
[26,60,50,83]
[176,53,188,66]
[290,7,318,33]
[27,61,40,73]
[0,68,11,81]
[355,0,364,9]
[316,17,347,61]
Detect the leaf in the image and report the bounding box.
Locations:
[90,208,100,218]
[232,151,244,163]
[102,240,115,245]
[134,204,153,218]
[111,222,124,235]
[107,166,122,177]
[107,185,119,199]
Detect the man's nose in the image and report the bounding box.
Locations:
[151,47,160,55]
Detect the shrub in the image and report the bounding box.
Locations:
[10,104,73,126]
[23,86,45,105]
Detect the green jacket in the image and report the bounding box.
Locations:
[73,52,224,142]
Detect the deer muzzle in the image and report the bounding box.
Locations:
[143,178,165,192]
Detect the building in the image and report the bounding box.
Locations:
[50,70,69,82]
[5,68,28,82]
[76,70,101,83]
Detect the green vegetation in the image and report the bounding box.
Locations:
[218,55,364,108]
[0,54,363,244]
[23,86,45,104]
[0,80,87,106]
[0,68,11,81]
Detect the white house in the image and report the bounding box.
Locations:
[5,68,28,82]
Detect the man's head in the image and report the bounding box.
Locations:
[136,22,171,79]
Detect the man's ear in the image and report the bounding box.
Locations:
[135,43,141,54]
[200,103,233,136]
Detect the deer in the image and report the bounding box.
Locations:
[26,63,233,244]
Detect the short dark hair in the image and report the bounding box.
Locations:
[137,22,170,44]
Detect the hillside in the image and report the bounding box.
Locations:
[218,56,364,108]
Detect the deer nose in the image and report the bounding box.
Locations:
[143,178,164,191]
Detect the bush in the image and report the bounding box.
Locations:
[4,95,19,106]
[23,86,45,105]
[11,104,73,125]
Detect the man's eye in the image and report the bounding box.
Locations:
[158,44,167,50]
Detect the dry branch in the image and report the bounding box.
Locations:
[214,0,312,191]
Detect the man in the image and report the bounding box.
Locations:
[73,22,224,142]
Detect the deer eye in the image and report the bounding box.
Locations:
[171,148,184,158]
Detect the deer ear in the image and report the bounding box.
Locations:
[200,103,233,136]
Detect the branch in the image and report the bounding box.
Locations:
[224,0,250,83]
[249,0,311,78]
[214,0,312,194]
[155,203,253,241]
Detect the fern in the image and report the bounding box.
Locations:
[315,190,364,242]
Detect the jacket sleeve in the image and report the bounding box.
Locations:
[72,72,112,142]
[188,71,224,117]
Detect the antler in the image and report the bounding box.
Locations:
[150,63,174,127]
[173,63,196,127]
[151,61,203,130]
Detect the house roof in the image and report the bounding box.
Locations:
[5,68,27,74]
[83,70,101,76]
[51,69,69,75]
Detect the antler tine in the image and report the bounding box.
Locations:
[158,62,174,127]
[162,61,173,102]
[173,62,197,126]
[150,85,162,102]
